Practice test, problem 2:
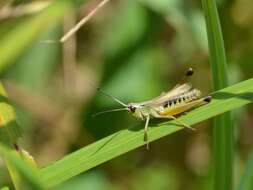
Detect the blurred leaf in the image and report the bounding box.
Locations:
[54,171,110,190]
[102,1,148,58]
[0,187,10,190]
[5,25,61,89]
[0,143,44,190]
[140,0,208,59]
[41,78,253,187]
[131,162,179,190]
[236,149,253,190]
[4,25,61,132]
[99,0,164,85]
[0,0,85,73]
[201,0,233,189]
[0,83,21,146]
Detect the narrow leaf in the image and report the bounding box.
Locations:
[201,0,233,189]
[0,83,21,146]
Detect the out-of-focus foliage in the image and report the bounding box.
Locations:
[237,149,253,190]
[0,0,253,190]
[0,83,21,146]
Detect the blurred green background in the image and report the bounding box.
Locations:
[0,0,253,189]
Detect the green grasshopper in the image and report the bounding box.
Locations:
[95,68,211,149]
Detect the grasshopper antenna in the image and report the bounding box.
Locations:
[96,87,127,107]
[92,108,129,117]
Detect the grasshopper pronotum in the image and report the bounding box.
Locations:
[95,68,211,149]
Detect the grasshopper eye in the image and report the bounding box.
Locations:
[128,105,136,113]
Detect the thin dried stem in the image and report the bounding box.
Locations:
[60,0,111,43]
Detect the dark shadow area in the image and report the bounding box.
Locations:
[0,94,10,103]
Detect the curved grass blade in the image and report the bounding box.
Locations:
[41,78,253,188]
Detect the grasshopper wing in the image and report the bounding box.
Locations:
[140,83,192,106]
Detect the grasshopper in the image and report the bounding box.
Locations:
[95,68,211,149]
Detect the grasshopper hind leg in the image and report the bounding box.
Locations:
[170,115,195,130]
[159,115,195,131]
[144,115,150,150]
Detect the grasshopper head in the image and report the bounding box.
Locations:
[127,103,146,119]
[127,104,136,113]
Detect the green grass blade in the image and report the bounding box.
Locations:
[0,83,21,146]
[201,0,233,189]
[0,187,10,190]
[0,143,45,190]
[0,0,86,73]
[236,149,253,190]
[41,78,253,188]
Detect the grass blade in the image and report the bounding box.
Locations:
[41,78,253,188]
[0,187,10,190]
[0,83,21,146]
[201,0,233,189]
[0,143,45,190]
[236,149,253,190]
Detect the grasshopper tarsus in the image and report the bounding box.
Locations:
[186,125,196,131]
[146,143,150,150]
[176,121,195,131]
[144,137,150,150]
[177,119,195,130]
